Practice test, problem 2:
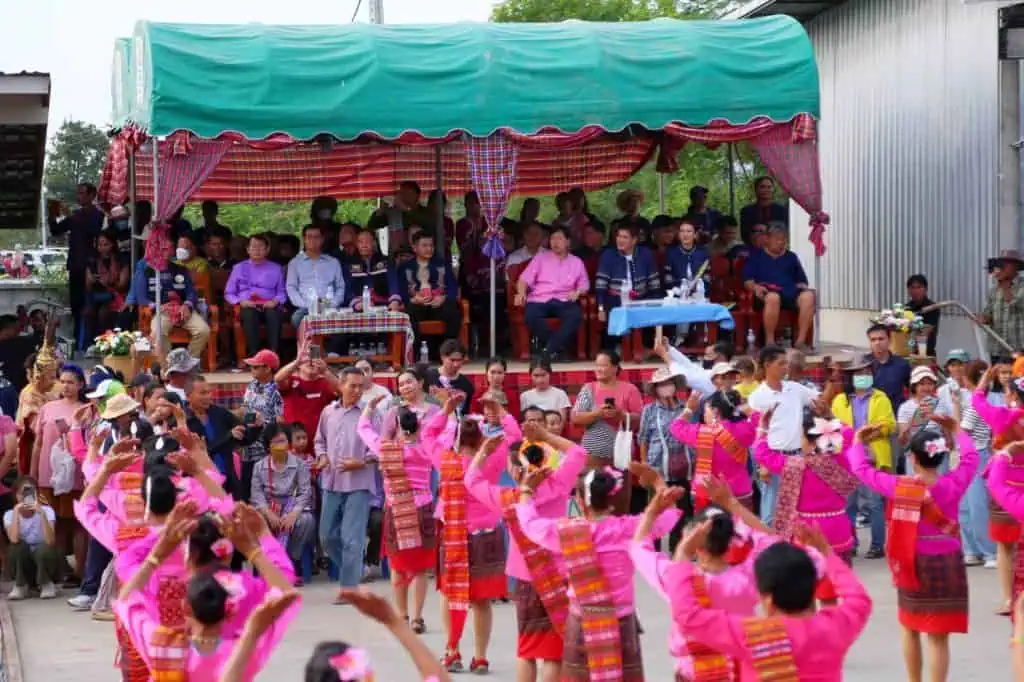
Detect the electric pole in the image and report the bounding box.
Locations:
[369,0,383,24]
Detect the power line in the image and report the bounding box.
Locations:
[350,0,363,23]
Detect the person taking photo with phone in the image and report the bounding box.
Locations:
[4,476,61,600]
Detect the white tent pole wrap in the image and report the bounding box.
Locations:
[152,139,162,357]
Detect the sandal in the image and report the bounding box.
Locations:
[411,618,426,634]
[469,657,490,675]
[997,601,1012,616]
[441,651,463,673]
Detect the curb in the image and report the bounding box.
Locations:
[0,598,22,682]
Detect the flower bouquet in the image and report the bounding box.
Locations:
[869,305,924,356]
[90,329,150,375]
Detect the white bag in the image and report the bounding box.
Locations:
[49,437,76,496]
[613,413,634,470]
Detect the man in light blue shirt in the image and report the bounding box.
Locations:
[286,224,346,327]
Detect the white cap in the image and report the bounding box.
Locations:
[910,366,938,386]
[709,362,739,379]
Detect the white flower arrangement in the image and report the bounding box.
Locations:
[90,329,149,357]
[869,304,924,334]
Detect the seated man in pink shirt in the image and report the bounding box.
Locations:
[514,225,590,361]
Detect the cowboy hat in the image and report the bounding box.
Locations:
[994,249,1024,267]
[842,356,873,372]
[100,394,140,421]
[616,189,645,212]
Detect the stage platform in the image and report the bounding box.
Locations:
[205,342,874,410]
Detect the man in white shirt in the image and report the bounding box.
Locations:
[506,221,549,267]
[747,345,820,524]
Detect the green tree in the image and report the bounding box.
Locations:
[43,120,110,202]
[491,0,734,22]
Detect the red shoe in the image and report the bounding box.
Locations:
[442,651,463,673]
[469,657,490,675]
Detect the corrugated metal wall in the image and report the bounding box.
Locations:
[805,0,1003,311]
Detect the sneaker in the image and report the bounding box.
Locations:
[863,547,884,560]
[67,594,95,611]
[361,564,382,583]
[92,610,115,622]
[855,515,870,529]
[39,583,58,600]
[7,585,27,601]
[985,558,999,569]
[469,657,490,675]
[442,651,463,673]
[964,555,984,567]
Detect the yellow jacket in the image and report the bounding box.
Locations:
[831,390,897,469]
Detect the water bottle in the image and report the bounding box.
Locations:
[362,286,371,314]
[746,328,757,352]
[419,341,430,364]
[376,341,386,356]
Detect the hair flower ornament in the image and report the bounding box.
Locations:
[924,438,948,456]
[581,467,624,506]
[808,418,844,453]
[329,647,374,681]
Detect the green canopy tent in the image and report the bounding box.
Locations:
[101,16,825,358]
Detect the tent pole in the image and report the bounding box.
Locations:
[814,254,821,349]
[728,143,736,217]
[434,146,444,260]
[490,259,496,358]
[152,139,162,358]
[658,173,666,214]
[128,149,136,280]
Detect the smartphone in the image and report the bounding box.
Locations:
[604,397,615,408]
[243,412,256,426]
[22,487,36,506]
[309,345,321,361]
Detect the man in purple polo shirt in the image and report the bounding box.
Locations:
[514,225,590,360]
[315,367,378,593]
[224,233,287,357]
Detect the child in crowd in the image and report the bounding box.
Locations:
[733,356,760,400]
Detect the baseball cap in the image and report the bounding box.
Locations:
[244,349,281,371]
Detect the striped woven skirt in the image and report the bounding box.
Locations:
[561,612,644,682]
[115,614,149,682]
[515,580,563,661]
[384,501,435,574]
[437,527,507,601]
[815,549,855,603]
[897,550,969,634]
[990,500,1022,544]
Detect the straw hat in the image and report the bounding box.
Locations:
[100,394,140,421]
[616,189,645,212]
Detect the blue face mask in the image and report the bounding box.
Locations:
[853,375,874,391]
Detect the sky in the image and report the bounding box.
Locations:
[1,0,497,130]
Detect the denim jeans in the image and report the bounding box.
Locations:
[758,474,780,527]
[523,299,583,355]
[81,500,113,597]
[847,486,885,551]
[291,307,309,329]
[960,448,996,560]
[320,489,372,588]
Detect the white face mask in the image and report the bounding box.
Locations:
[175,248,190,261]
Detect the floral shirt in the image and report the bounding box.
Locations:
[241,379,284,462]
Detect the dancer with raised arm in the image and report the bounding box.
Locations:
[849,423,977,682]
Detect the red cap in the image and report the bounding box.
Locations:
[244,349,280,371]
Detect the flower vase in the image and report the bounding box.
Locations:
[104,354,133,377]
[890,331,910,357]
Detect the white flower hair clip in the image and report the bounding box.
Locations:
[924,438,948,456]
[808,418,844,453]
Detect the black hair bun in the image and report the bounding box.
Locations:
[908,428,948,469]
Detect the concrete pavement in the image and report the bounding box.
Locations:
[5,545,1016,681]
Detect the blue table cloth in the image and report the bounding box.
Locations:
[608,303,735,336]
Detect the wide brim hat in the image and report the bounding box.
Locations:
[996,249,1024,266]
[843,356,873,372]
[100,394,140,420]
[165,349,200,375]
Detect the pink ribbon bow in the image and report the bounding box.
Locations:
[808,417,843,454]
[329,647,374,681]
[809,211,830,257]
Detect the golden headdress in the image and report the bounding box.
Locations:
[33,325,58,377]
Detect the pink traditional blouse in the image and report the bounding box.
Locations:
[666,553,872,681]
[515,501,681,616]
[465,444,586,581]
[972,388,1024,440]
[753,431,856,554]
[423,411,520,532]
[670,417,757,499]
[34,398,85,490]
[986,454,1024,520]
[357,414,435,508]
[849,432,978,555]
[114,587,300,682]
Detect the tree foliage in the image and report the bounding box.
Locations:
[491,0,735,22]
[44,120,110,202]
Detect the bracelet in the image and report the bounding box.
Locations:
[520,487,535,496]
[245,547,264,564]
[145,553,163,569]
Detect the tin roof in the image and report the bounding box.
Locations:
[725,0,846,22]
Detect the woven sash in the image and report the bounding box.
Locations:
[379,440,422,551]
[114,525,150,555]
[742,617,798,681]
[500,489,569,636]
[773,454,860,540]
[687,573,735,681]
[115,472,145,524]
[440,450,470,612]
[887,477,959,590]
[115,613,150,682]
[147,575,188,682]
[558,517,622,681]
[694,425,746,511]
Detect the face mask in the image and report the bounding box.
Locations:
[853,375,873,391]
[270,443,289,457]
[656,385,677,399]
[175,248,190,261]
[317,209,333,220]
[702,360,715,370]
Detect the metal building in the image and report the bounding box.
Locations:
[729,0,1024,355]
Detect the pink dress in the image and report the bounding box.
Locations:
[849,432,978,556]
[753,430,857,555]
[670,417,757,500]
[114,587,300,682]
[666,553,872,681]
[34,399,85,492]
[988,454,1024,519]
[357,415,434,508]
[972,389,1024,443]
[515,501,680,617]
[423,411,519,531]
[465,444,586,581]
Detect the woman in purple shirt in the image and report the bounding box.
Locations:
[225,234,287,356]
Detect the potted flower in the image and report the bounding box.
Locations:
[90,329,147,376]
[869,305,925,357]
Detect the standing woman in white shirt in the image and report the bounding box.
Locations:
[519,359,571,423]
[746,345,820,524]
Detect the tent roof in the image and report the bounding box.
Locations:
[123,17,819,141]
